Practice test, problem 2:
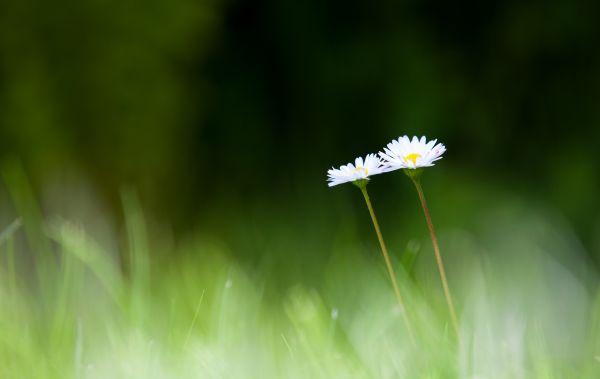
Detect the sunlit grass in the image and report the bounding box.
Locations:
[0,175,599,378]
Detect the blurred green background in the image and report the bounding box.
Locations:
[3,1,600,377]
[0,0,599,263]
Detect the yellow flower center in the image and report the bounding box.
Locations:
[404,153,421,165]
[355,167,369,175]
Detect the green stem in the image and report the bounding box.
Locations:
[7,236,16,296]
[360,186,414,341]
[411,177,459,337]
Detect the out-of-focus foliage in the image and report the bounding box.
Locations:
[1,0,599,245]
[0,193,599,378]
[0,0,222,216]
[1,0,600,376]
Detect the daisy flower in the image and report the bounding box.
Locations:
[326,152,414,338]
[327,154,385,187]
[379,135,458,335]
[379,136,446,170]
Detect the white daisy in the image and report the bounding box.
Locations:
[327,154,385,187]
[379,135,446,170]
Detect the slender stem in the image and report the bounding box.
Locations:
[412,177,459,337]
[360,186,414,341]
[7,236,16,296]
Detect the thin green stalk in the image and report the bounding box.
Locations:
[52,247,77,345]
[359,185,414,341]
[7,236,17,296]
[411,177,459,337]
[0,219,21,298]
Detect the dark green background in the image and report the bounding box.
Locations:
[1,0,599,260]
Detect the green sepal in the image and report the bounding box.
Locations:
[403,168,423,180]
[352,178,369,189]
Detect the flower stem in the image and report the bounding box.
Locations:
[411,177,459,337]
[359,186,414,341]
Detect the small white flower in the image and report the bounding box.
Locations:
[327,154,385,187]
[379,135,446,170]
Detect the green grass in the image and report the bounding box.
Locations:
[0,177,599,378]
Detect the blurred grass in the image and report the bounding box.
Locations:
[0,167,600,378]
[1,0,599,376]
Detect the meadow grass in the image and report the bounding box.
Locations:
[0,179,599,378]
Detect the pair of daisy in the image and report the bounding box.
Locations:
[326,135,458,340]
[327,136,446,187]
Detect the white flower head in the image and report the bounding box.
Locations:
[327,154,385,187]
[379,136,446,170]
